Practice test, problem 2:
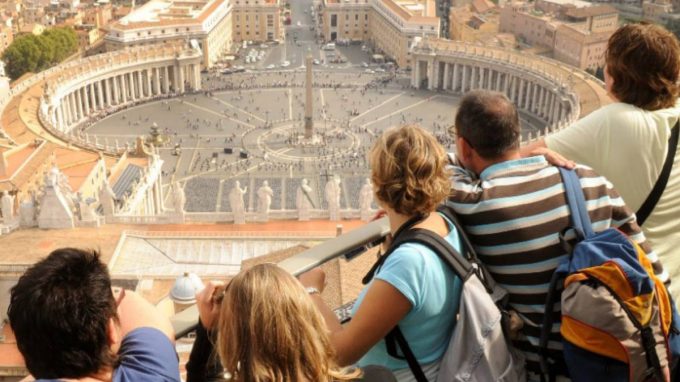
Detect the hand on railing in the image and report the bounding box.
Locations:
[298,268,326,293]
[196,281,225,330]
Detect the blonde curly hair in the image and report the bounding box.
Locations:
[216,264,361,382]
[369,125,451,216]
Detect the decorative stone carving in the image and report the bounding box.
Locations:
[172,182,186,217]
[99,180,116,217]
[257,181,273,222]
[1,191,14,223]
[296,178,314,221]
[37,167,75,229]
[229,181,247,224]
[325,175,341,221]
[359,178,374,222]
[19,191,36,227]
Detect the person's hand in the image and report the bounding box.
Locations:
[196,281,225,331]
[371,210,392,252]
[371,210,387,221]
[298,268,326,292]
[530,147,575,169]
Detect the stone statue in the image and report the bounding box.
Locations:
[19,191,36,227]
[296,178,314,221]
[77,192,97,222]
[37,167,75,229]
[172,182,186,216]
[99,180,117,217]
[324,175,342,221]
[359,178,374,222]
[257,181,274,222]
[229,181,248,224]
[1,191,14,223]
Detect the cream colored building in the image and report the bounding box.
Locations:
[319,0,439,68]
[232,0,283,43]
[449,0,499,44]
[369,0,439,68]
[500,0,618,70]
[104,0,233,68]
[320,0,371,42]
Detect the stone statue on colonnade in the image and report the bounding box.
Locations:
[325,175,342,221]
[229,181,248,225]
[359,178,374,222]
[1,191,14,223]
[257,181,273,222]
[296,178,314,222]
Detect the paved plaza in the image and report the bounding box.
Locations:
[86,68,545,213]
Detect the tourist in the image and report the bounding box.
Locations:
[187,263,396,382]
[449,90,665,379]
[523,23,678,296]
[299,125,463,381]
[8,248,180,382]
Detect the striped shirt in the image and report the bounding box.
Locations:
[448,155,664,375]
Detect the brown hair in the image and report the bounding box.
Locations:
[216,264,360,382]
[606,23,680,110]
[455,90,520,159]
[369,125,451,216]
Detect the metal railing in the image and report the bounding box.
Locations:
[171,217,390,339]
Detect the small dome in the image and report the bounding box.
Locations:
[169,272,204,304]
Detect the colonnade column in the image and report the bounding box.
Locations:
[113,76,120,104]
[452,63,460,92]
[179,65,186,93]
[517,79,525,109]
[442,63,450,91]
[154,68,161,95]
[68,93,76,123]
[118,74,129,103]
[163,66,170,93]
[75,90,83,121]
[461,65,468,93]
[194,64,202,91]
[82,87,90,115]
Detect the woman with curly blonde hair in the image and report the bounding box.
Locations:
[188,263,381,382]
[300,125,464,381]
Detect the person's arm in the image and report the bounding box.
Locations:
[186,281,225,381]
[117,290,175,342]
[520,140,576,168]
[520,138,548,157]
[299,268,411,366]
[605,180,669,283]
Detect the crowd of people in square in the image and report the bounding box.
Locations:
[7,23,680,382]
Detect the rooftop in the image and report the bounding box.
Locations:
[111,0,227,30]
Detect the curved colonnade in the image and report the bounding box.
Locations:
[410,39,609,139]
[34,44,203,155]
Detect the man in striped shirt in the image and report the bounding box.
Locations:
[447,90,666,378]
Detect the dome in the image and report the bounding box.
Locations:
[169,272,204,305]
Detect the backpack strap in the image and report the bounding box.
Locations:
[385,326,429,382]
[636,121,679,226]
[558,167,594,238]
[363,213,474,382]
[539,168,593,379]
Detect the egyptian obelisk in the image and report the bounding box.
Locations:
[304,51,313,139]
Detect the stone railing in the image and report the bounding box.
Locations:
[171,216,390,338]
[110,207,372,225]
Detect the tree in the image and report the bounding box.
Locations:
[666,18,680,40]
[1,27,78,80]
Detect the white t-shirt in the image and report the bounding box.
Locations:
[546,100,680,298]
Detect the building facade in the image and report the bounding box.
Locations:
[104,0,233,68]
[369,0,440,68]
[319,0,439,68]
[320,0,371,42]
[499,0,617,70]
[232,0,284,43]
